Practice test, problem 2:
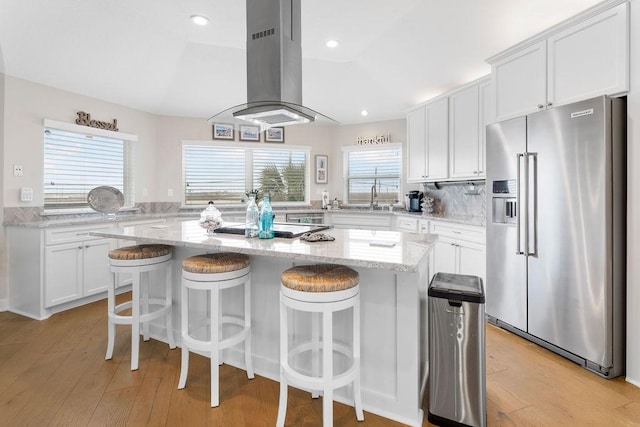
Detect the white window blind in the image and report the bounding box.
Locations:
[252,148,306,202]
[184,145,246,204]
[344,145,402,204]
[184,143,309,205]
[44,128,130,209]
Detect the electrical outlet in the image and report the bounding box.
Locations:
[167,188,174,197]
[13,164,23,176]
[20,187,33,202]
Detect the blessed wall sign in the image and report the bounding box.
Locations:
[356,134,391,145]
[75,111,119,131]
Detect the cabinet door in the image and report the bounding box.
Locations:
[406,106,427,182]
[45,243,82,307]
[83,239,114,296]
[458,240,486,284]
[418,219,430,234]
[449,85,480,178]
[492,40,547,121]
[431,237,457,280]
[478,78,493,177]
[425,97,449,180]
[547,3,628,107]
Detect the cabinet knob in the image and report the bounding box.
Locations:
[537,104,544,109]
[77,245,83,249]
[547,102,553,107]
[85,245,90,248]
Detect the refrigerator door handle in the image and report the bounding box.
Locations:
[516,153,525,255]
[527,152,538,256]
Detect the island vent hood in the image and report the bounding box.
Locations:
[208,0,337,130]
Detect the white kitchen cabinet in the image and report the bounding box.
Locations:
[449,84,481,179]
[490,2,628,122]
[429,221,486,284]
[329,213,392,230]
[418,219,430,234]
[478,78,493,175]
[406,97,448,182]
[395,216,418,233]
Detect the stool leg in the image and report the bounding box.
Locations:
[165,262,176,349]
[276,296,288,427]
[353,296,364,421]
[141,270,150,342]
[178,281,189,389]
[311,311,320,399]
[322,310,334,427]
[131,271,141,371]
[244,275,255,379]
[105,271,116,361]
[211,284,220,407]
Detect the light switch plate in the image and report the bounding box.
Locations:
[20,187,33,202]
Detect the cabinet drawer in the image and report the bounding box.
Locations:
[396,217,418,233]
[430,221,485,244]
[45,223,114,245]
[331,214,392,230]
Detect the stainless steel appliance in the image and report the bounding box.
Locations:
[486,96,626,378]
[428,272,486,427]
[405,191,423,212]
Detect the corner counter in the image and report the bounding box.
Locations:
[91,221,435,426]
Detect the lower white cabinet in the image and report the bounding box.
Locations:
[329,213,392,230]
[429,221,486,284]
[395,216,419,233]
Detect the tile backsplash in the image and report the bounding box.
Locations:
[422,182,486,218]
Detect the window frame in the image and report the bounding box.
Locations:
[342,143,403,206]
[42,119,136,213]
[182,140,311,207]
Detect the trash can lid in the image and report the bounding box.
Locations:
[428,272,485,303]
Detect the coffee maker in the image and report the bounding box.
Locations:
[405,191,423,212]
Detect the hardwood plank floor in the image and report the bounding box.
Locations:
[1,297,639,426]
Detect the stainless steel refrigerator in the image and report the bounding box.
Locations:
[486,95,626,378]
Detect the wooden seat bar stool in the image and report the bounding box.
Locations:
[178,253,254,407]
[105,244,176,371]
[277,264,364,427]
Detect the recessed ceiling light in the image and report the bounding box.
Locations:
[361,110,368,116]
[325,39,340,48]
[190,15,209,26]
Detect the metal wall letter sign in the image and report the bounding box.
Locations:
[75,111,119,131]
[356,134,391,145]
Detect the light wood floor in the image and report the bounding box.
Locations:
[1,297,639,426]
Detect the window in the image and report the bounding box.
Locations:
[343,143,402,205]
[44,127,133,210]
[183,142,309,205]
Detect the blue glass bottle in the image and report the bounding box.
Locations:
[258,195,274,239]
[245,194,259,238]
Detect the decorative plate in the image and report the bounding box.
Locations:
[87,186,124,213]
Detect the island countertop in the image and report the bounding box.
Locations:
[90,220,437,273]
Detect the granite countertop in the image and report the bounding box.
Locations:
[90,220,438,273]
[5,208,484,228]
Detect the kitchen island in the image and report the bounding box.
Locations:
[91,220,436,426]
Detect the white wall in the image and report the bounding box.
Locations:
[626,0,639,387]
[0,72,5,304]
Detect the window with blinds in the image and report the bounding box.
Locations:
[344,144,402,204]
[44,128,131,209]
[184,143,309,205]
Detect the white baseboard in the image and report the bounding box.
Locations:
[626,376,640,388]
[0,298,8,312]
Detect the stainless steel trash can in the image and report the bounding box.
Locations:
[428,272,486,427]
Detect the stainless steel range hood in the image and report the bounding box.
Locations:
[209,0,336,130]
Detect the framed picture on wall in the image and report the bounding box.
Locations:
[265,127,285,143]
[315,155,328,184]
[239,125,260,141]
[212,123,234,140]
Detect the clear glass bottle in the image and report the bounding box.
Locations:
[258,194,274,239]
[245,194,259,238]
[199,201,223,235]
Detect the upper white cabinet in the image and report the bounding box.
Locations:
[449,84,480,179]
[489,2,628,122]
[406,97,448,182]
[407,77,489,183]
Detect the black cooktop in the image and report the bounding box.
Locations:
[214,222,330,238]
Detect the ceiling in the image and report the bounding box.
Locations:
[0,0,603,125]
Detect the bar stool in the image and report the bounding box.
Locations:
[178,253,254,407]
[277,264,364,427]
[105,244,176,371]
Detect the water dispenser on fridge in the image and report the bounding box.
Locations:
[491,180,517,225]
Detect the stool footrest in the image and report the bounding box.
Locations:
[183,315,250,353]
[283,360,359,391]
[109,299,171,325]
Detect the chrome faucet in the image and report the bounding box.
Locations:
[370,184,378,209]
